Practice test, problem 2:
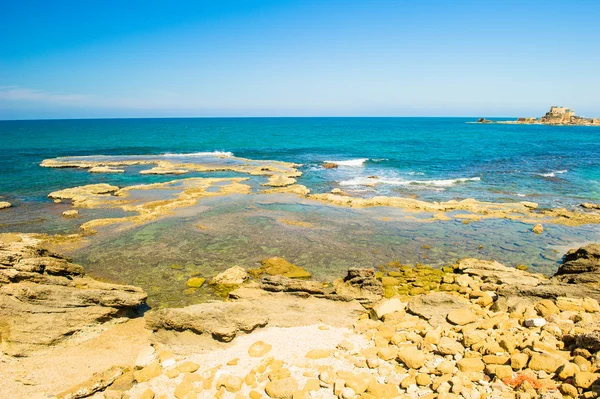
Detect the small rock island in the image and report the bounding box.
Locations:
[478,106,600,126]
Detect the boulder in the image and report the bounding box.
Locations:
[0,201,12,210]
[447,308,478,326]
[437,337,465,355]
[260,275,325,295]
[397,346,425,369]
[456,258,542,286]
[371,298,406,320]
[554,244,600,287]
[0,241,147,356]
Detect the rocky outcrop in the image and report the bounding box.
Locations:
[555,243,600,280]
[0,240,147,356]
[481,106,600,126]
[332,268,384,305]
[455,258,543,286]
[146,286,364,342]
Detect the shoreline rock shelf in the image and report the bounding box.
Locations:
[2,238,600,398]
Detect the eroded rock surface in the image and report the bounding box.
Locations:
[0,241,147,356]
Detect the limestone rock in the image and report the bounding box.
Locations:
[186,277,205,288]
[532,224,544,234]
[248,340,273,357]
[456,258,542,286]
[528,353,567,373]
[0,242,147,356]
[438,337,465,355]
[524,318,546,327]
[62,209,79,218]
[0,201,11,210]
[210,266,249,287]
[332,268,384,304]
[372,297,406,320]
[56,366,123,399]
[265,376,298,399]
[457,358,485,372]
[260,275,324,295]
[145,300,268,342]
[447,308,478,326]
[407,292,470,327]
[260,257,311,279]
[397,346,425,369]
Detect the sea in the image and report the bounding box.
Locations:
[1,117,599,306]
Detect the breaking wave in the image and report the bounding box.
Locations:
[324,158,368,167]
[339,176,481,188]
[537,170,567,177]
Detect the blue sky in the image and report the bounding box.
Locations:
[1,0,599,119]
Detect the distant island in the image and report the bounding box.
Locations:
[478,106,600,126]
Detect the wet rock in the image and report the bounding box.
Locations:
[210,265,249,287]
[0,201,11,210]
[581,203,600,210]
[0,242,147,356]
[261,175,297,187]
[532,224,544,234]
[260,257,311,279]
[185,277,205,288]
[62,209,79,218]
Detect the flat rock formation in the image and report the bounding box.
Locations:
[0,201,13,209]
[0,239,147,356]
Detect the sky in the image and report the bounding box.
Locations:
[1,0,599,120]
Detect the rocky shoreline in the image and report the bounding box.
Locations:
[2,233,600,399]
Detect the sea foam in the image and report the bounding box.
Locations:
[339,176,481,188]
[324,158,368,167]
[537,170,567,177]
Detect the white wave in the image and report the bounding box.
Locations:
[161,151,234,157]
[324,158,368,167]
[537,170,567,178]
[339,176,480,187]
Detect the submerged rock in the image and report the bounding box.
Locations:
[62,209,79,218]
[0,241,147,356]
[258,257,312,279]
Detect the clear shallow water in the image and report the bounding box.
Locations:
[69,194,600,308]
[1,118,599,306]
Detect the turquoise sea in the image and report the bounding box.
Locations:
[1,117,599,306]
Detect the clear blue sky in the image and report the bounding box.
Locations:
[1,0,599,119]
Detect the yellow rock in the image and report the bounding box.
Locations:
[176,361,200,373]
[248,341,273,357]
[133,361,162,383]
[186,277,206,288]
[260,257,311,279]
[140,389,155,399]
[265,377,298,398]
[305,349,332,359]
[573,371,599,389]
[304,378,320,391]
[456,358,484,372]
[249,391,262,399]
[447,308,478,326]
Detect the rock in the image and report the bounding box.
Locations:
[248,340,273,357]
[372,298,406,320]
[524,318,546,327]
[216,374,244,392]
[407,292,470,327]
[457,358,485,373]
[305,349,332,359]
[88,166,125,173]
[56,366,123,399]
[438,337,465,356]
[139,389,155,399]
[260,275,324,295]
[0,201,11,209]
[261,175,297,188]
[146,300,268,342]
[532,224,544,234]
[332,268,384,304]
[447,308,478,326]
[456,258,542,286]
[554,244,600,288]
[494,365,513,379]
[582,203,600,210]
[176,361,200,373]
[265,377,298,399]
[560,383,579,397]
[528,353,567,373]
[535,299,560,317]
[133,361,161,383]
[260,257,311,279]
[62,209,79,218]
[186,277,206,288]
[322,162,339,169]
[135,346,156,369]
[573,372,599,389]
[210,266,249,286]
[565,331,600,352]
[0,242,147,356]
[558,363,580,380]
[397,346,426,369]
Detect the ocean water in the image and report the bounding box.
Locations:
[1,117,599,306]
[1,117,599,210]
